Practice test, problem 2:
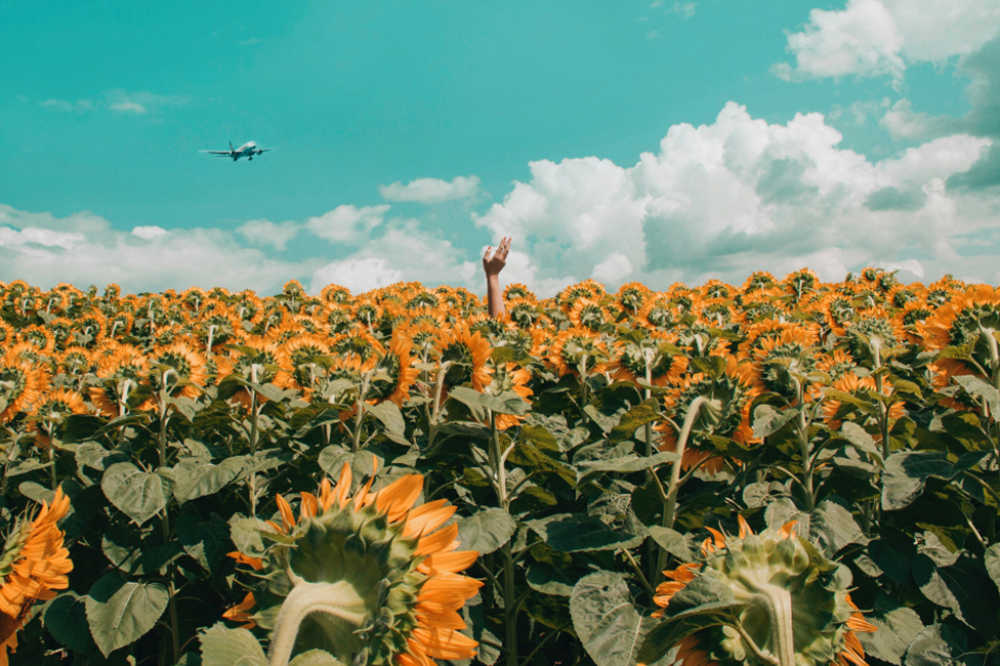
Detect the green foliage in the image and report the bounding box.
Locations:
[1,276,998,665]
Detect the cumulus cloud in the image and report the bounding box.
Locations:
[774,0,1000,82]
[237,219,299,250]
[475,101,996,295]
[0,205,315,295]
[105,90,189,114]
[131,225,168,240]
[309,218,478,295]
[378,176,480,204]
[304,204,390,243]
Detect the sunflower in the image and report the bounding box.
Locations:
[821,373,905,432]
[547,327,608,378]
[483,361,534,430]
[146,341,208,399]
[369,332,420,407]
[654,355,762,474]
[0,487,73,666]
[842,307,906,366]
[740,271,777,294]
[0,354,48,424]
[641,517,876,666]
[563,298,609,332]
[636,295,679,331]
[223,460,481,664]
[27,389,88,449]
[332,329,387,370]
[89,342,154,415]
[602,333,687,387]
[919,284,1000,375]
[434,323,492,392]
[321,283,353,305]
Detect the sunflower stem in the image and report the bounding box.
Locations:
[351,372,371,452]
[268,579,367,666]
[657,396,707,575]
[793,378,815,512]
[643,351,659,587]
[749,583,795,666]
[157,393,180,664]
[490,410,519,666]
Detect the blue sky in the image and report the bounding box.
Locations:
[2,0,998,297]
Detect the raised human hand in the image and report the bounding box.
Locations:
[483,236,511,277]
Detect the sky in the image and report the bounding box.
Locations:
[2,0,999,298]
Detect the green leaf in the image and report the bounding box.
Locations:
[840,421,883,463]
[570,571,652,666]
[101,462,168,525]
[172,456,248,503]
[576,451,677,478]
[881,450,988,511]
[229,514,267,557]
[985,543,1000,596]
[44,591,96,654]
[289,650,346,666]
[583,404,618,434]
[859,605,925,666]
[317,446,380,481]
[176,508,229,574]
[646,526,696,562]
[810,500,868,555]
[85,573,170,657]
[608,398,661,442]
[363,400,407,439]
[752,404,796,439]
[529,514,645,552]
[448,385,529,418]
[198,622,268,666]
[526,562,577,596]
[456,508,517,555]
[952,375,1000,420]
[912,554,968,625]
[903,624,964,666]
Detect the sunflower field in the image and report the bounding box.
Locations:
[1,268,998,665]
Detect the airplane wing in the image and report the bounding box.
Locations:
[200,150,233,155]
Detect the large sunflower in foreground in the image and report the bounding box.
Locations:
[223,460,481,665]
[0,487,73,666]
[640,516,875,666]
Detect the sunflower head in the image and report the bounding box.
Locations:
[225,461,481,665]
[642,518,875,666]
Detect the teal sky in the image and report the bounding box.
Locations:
[2,1,997,296]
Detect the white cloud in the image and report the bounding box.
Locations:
[304,204,390,243]
[879,98,962,140]
[378,176,480,204]
[829,97,891,125]
[0,205,315,295]
[310,257,404,295]
[237,219,299,250]
[774,0,1000,82]
[475,101,998,294]
[110,101,146,114]
[131,225,168,240]
[593,253,634,284]
[309,219,474,295]
[105,90,188,115]
[667,2,696,19]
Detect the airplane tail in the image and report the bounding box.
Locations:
[229,140,234,152]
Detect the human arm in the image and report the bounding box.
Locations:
[483,236,511,318]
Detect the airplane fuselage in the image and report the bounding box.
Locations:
[231,142,264,161]
[203,140,271,161]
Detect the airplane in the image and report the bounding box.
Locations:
[200,140,273,161]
